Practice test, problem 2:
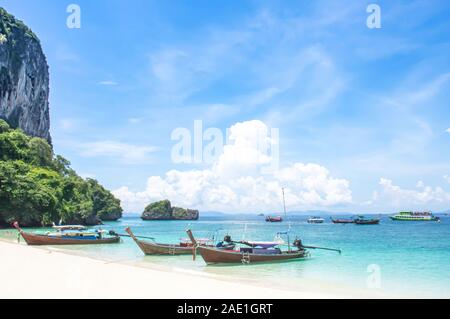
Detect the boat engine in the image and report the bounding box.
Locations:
[293,238,304,249]
[216,235,235,250]
[109,230,119,236]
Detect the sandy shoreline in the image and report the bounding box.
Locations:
[0,239,390,299]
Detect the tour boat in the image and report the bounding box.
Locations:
[390,211,439,222]
[14,222,120,245]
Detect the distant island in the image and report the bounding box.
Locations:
[141,200,199,220]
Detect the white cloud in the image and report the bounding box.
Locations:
[113,120,352,213]
[446,128,450,134]
[79,141,155,164]
[372,178,450,209]
[444,175,450,184]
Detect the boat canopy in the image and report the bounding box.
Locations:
[244,241,283,249]
[180,237,211,244]
[52,225,87,231]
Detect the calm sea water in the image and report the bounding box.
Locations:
[2,214,449,298]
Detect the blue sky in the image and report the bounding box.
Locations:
[2,0,450,213]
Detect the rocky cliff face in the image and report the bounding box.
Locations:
[141,200,199,220]
[0,8,51,143]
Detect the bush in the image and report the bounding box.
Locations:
[144,199,172,214]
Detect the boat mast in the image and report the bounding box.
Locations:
[282,187,291,252]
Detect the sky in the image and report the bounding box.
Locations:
[2,0,450,213]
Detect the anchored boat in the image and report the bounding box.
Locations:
[186,229,341,265]
[13,222,120,245]
[390,211,439,222]
[354,216,380,225]
[307,217,325,224]
[265,188,288,223]
[125,227,218,255]
[331,217,355,224]
[265,216,283,222]
[187,229,305,264]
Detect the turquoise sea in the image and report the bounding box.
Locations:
[1,214,449,298]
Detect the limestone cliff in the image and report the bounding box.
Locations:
[141,200,200,220]
[0,8,51,143]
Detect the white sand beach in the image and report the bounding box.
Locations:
[0,240,389,299]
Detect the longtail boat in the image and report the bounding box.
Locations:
[354,216,380,225]
[13,222,120,245]
[187,229,340,265]
[265,216,283,222]
[125,227,215,255]
[265,188,287,223]
[331,217,355,224]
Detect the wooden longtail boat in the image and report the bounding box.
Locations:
[13,222,120,245]
[265,216,283,222]
[186,229,308,265]
[354,216,380,225]
[331,218,355,224]
[265,188,288,223]
[125,227,213,255]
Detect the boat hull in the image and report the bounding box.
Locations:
[389,216,438,221]
[134,240,194,255]
[197,246,306,265]
[19,231,120,245]
[332,220,354,224]
[265,217,283,222]
[354,220,380,225]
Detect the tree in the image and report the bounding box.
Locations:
[0,125,123,226]
[28,137,53,167]
[0,119,10,133]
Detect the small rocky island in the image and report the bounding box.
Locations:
[141,200,199,221]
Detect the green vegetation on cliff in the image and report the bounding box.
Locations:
[141,200,199,220]
[0,120,122,226]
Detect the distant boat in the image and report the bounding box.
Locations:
[307,217,325,224]
[354,216,380,225]
[265,216,283,222]
[331,217,355,224]
[390,211,439,222]
[13,222,120,245]
[265,188,287,223]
